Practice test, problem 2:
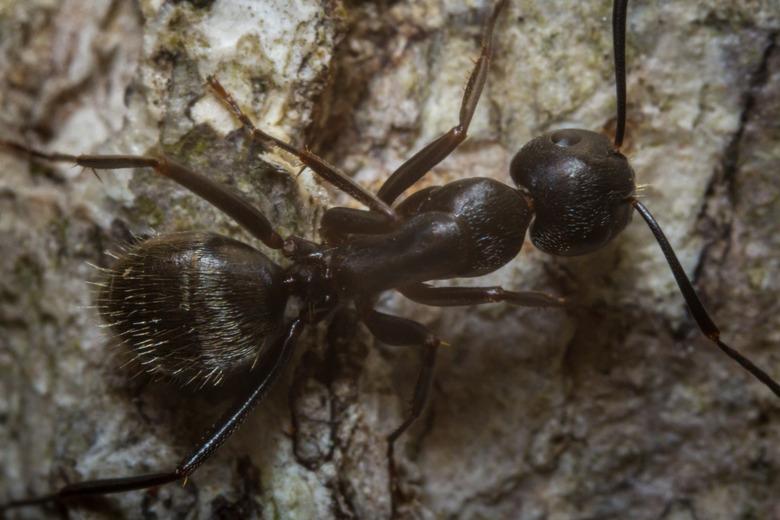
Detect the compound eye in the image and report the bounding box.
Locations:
[550,129,582,147]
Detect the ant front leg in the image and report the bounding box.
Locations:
[376,0,507,205]
[0,320,304,513]
[399,282,567,308]
[361,309,442,511]
[0,139,285,250]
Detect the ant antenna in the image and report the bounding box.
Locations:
[612,0,628,148]
[612,1,779,397]
[633,200,780,398]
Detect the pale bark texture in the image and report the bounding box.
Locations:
[1,1,779,519]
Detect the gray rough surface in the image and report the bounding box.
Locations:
[1,0,779,519]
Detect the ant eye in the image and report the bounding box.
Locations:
[550,129,581,147]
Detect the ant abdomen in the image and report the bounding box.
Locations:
[97,232,288,387]
[510,129,636,256]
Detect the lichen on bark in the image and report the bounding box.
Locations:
[1,1,779,519]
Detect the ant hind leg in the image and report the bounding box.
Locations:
[0,319,304,514]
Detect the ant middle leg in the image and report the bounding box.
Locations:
[376,0,508,205]
[361,309,441,509]
[399,282,567,308]
[0,319,305,513]
[207,76,396,220]
[0,139,285,250]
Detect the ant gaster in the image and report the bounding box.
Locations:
[2,0,779,513]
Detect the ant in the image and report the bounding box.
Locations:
[1,0,778,517]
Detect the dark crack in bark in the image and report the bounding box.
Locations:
[694,32,778,290]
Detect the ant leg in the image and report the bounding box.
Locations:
[361,309,441,507]
[320,207,396,244]
[399,282,567,308]
[376,0,507,205]
[0,319,304,513]
[0,139,285,250]
[206,77,396,221]
[363,311,440,443]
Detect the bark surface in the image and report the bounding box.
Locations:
[1,1,779,519]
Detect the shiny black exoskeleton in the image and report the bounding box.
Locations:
[512,129,635,256]
[2,0,778,515]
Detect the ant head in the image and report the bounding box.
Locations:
[510,128,636,256]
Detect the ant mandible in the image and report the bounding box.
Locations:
[1,0,778,515]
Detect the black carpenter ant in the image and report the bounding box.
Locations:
[1,0,778,515]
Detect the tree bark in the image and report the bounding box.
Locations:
[1,1,779,519]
